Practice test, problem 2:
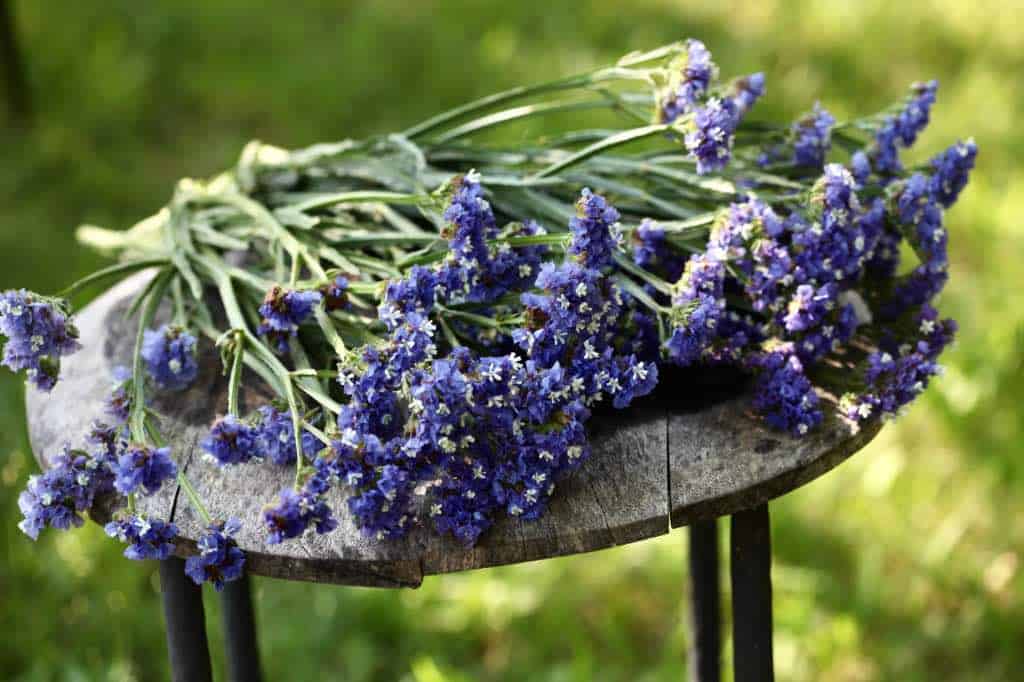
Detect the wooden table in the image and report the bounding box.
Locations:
[26,274,881,682]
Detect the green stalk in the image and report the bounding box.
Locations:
[226,333,244,416]
[292,191,425,213]
[529,123,671,179]
[129,269,173,442]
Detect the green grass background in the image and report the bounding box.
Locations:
[1,1,1021,680]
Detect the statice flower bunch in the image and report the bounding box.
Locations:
[658,40,765,173]
[0,290,80,391]
[12,38,973,561]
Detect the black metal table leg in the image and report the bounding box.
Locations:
[730,505,774,682]
[688,519,721,682]
[159,557,213,682]
[222,571,263,682]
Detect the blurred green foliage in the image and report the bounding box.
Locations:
[1,1,1021,680]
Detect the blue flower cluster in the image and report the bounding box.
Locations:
[568,188,621,270]
[201,414,259,466]
[792,103,835,168]
[867,80,939,175]
[105,515,178,560]
[142,325,199,391]
[256,187,656,547]
[659,41,765,174]
[257,287,322,353]
[18,446,111,539]
[184,517,246,590]
[751,349,823,436]
[658,125,972,430]
[436,174,546,306]
[632,219,685,283]
[842,305,957,422]
[0,290,80,391]
[660,39,716,122]
[113,444,177,496]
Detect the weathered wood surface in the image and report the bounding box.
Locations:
[25,273,881,587]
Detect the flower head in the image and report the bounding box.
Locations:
[142,325,198,391]
[660,39,717,122]
[113,444,177,496]
[18,447,104,539]
[184,518,246,590]
[257,287,322,352]
[568,188,621,270]
[0,290,80,391]
[791,103,835,168]
[254,406,320,466]
[202,414,260,466]
[105,515,178,560]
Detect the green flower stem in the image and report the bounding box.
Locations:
[437,315,461,348]
[614,274,670,314]
[57,258,170,298]
[226,332,244,416]
[300,420,332,446]
[129,269,173,442]
[613,251,675,296]
[200,255,312,486]
[529,123,671,179]
[291,190,425,213]
[402,55,664,140]
[430,97,621,145]
[290,369,338,379]
[178,471,213,525]
[314,306,348,356]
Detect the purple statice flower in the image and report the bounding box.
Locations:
[684,97,741,175]
[201,415,260,466]
[0,290,80,392]
[896,173,947,270]
[791,103,835,168]
[783,283,838,333]
[729,72,766,115]
[883,266,949,320]
[253,405,320,466]
[105,515,177,560]
[83,421,122,493]
[18,447,103,539]
[660,39,717,123]
[568,188,621,270]
[843,306,956,422]
[330,431,413,540]
[320,275,350,311]
[791,164,865,283]
[264,483,339,540]
[666,288,723,367]
[633,219,685,283]
[184,518,246,590]
[751,351,823,436]
[113,444,177,496]
[257,287,322,352]
[896,80,939,146]
[378,266,438,330]
[442,172,497,266]
[868,80,939,175]
[104,365,133,425]
[851,151,872,186]
[141,325,198,391]
[929,139,978,208]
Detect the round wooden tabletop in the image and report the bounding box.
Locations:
[26,274,882,587]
